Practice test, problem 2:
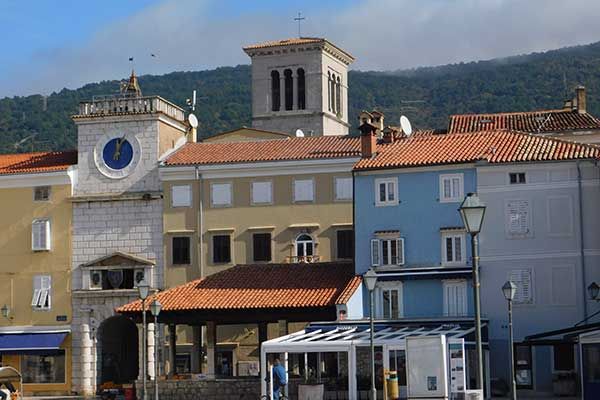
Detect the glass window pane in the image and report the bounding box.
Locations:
[387,182,395,201]
[446,237,453,262]
[379,183,386,202]
[444,179,451,198]
[21,352,65,383]
[382,290,391,318]
[391,240,398,264]
[391,290,399,318]
[454,237,462,262]
[382,240,389,265]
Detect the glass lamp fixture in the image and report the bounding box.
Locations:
[459,193,487,234]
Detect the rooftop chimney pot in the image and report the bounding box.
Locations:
[576,85,586,114]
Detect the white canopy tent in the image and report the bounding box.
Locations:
[261,322,489,400]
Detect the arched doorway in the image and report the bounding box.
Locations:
[99,316,139,384]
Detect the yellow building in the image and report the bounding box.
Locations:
[0,150,77,396]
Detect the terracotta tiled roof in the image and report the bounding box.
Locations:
[243,37,326,50]
[448,109,600,134]
[164,136,362,166]
[117,262,361,313]
[354,130,600,171]
[0,150,77,175]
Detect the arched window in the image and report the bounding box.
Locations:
[295,233,314,261]
[327,72,332,111]
[336,76,342,116]
[330,73,336,113]
[284,69,293,111]
[297,68,305,110]
[271,70,280,112]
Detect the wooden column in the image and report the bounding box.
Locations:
[168,324,176,378]
[258,322,269,375]
[206,321,217,378]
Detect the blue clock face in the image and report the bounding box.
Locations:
[102,137,134,170]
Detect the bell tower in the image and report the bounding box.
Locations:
[243,38,355,136]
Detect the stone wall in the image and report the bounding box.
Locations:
[137,378,261,400]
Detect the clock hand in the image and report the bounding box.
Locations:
[112,136,126,160]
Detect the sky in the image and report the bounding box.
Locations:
[1,0,600,98]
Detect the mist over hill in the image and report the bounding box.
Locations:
[1,41,600,154]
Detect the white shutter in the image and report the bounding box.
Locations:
[444,281,467,316]
[252,181,272,204]
[506,200,531,236]
[508,269,533,304]
[171,185,192,207]
[335,177,353,200]
[371,239,380,266]
[294,179,314,202]
[211,183,232,206]
[396,238,405,265]
[32,275,51,309]
[32,220,50,251]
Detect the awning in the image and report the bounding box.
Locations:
[524,321,600,345]
[0,332,68,354]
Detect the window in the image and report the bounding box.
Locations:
[439,174,464,202]
[253,233,271,262]
[506,199,531,237]
[553,344,575,371]
[251,181,272,205]
[172,237,191,265]
[284,68,293,111]
[171,185,192,207]
[295,234,314,259]
[32,219,51,251]
[297,68,305,110]
[379,285,402,319]
[293,178,314,202]
[211,183,232,207]
[337,230,354,259]
[375,178,398,206]
[514,344,533,388]
[32,275,51,310]
[271,70,280,112]
[334,177,353,201]
[509,172,526,184]
[330,73,336,113]
[508,269,534,304]
[335,76,341,116]
[327,72,332,111]
[443,280,468,316]
[21,351,65,383]
[34,186,51,201]
[371,238,404,266]
[212,235,231,264]
[441,232,466,265]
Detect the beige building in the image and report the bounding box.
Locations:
[0,150,77,396]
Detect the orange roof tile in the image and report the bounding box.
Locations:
[0,150,77,175]
[117,262,361,313]
[354,130,600,171]
[164,136,362,166]
[243,37,326,50]
[448,109,600,134]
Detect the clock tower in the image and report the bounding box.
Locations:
[70,72,188,395]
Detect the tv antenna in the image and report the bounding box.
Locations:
[294,12,305,37]
[295,129,305,137]
[400,116,413,136]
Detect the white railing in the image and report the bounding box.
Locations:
[77,96,185,121]
[285,255,321,263]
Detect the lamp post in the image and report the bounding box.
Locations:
[502,281,517,400]
[138,283,150,400]
[150,298,162,400]
[459,192,486,392]
[364,268,378,400]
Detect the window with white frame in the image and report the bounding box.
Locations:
[251,181,273,205]
[210,183,232,207]
[377,283,402,319]
[375,178,398,206]
[441,231,466,266]
[505,199,531,237]
[32,275,51,310]
[171,185,192,207]
[508,269,534,304]
[443,280,467,316]
[509,172,526,184]
[334,177,353,201]
[439,174,464,202]
[371,238,404,267]
[293,178,314,202]
[32,219,51,251]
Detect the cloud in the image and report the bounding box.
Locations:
[2,0,600,97]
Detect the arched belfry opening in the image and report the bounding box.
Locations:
[271,70,280,112]
[284,69,293,111]
[98,316,139,385]
[297,68,306,110]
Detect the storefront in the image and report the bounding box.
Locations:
[579,329,600,400]
[0,329,71,396]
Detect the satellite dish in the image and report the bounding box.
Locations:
[295,129,305,138]
[188,113,198,128]
[400,115,412,136]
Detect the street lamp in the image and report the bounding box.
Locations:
[150,298,162,400]
[1,304,10,320]
[502,281,517,400]
[364,268,378,400]
[459,192,486,391]
[588,282,599,301]
[138,283,150,400]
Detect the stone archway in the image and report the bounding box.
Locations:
[99,316,139,384]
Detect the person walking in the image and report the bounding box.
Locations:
[271,358,287,400]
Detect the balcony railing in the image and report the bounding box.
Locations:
[76,95,185,122]
[285,255,321,263]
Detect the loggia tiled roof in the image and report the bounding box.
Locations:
[0,150,77,175]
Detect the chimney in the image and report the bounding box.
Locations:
[359,122,378,158]
[371,110,385,131]
[576,85,587,114]
[382,126,395,144]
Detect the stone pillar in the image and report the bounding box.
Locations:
[75,322,95,395]
[148,323,155,380]
[168,324,177,378]
[206,322,217,378]
[191,325,202,373]
[280,73,286,111]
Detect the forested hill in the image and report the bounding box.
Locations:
[1,41,600,154]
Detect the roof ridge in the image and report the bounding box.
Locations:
[451,109,575,117]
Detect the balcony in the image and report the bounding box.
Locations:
[285,255,321,263]
[75,95,185,122]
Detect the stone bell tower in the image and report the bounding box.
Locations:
[243,37,355,136]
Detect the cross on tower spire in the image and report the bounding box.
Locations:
[294,12,305,37]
